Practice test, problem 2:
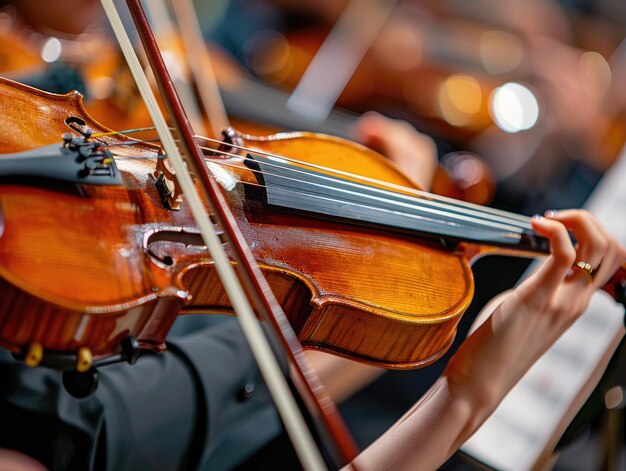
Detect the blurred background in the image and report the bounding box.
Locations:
[1,0,625,469]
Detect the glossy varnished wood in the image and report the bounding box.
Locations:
[0,78,186,357]
[177,132,474,368]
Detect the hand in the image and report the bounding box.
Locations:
[353,112,438,190]
[351,210,625,470]
[0,449,47,470]
[445,209,626,418]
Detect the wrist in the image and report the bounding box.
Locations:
[449,377,500,429]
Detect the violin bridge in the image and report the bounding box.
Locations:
[153,154,186,210]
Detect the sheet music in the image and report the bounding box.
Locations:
[462,150,626,471]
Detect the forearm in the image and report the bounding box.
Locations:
[348,210,626,470]
[350,376,487,471]
[348,292,574,470]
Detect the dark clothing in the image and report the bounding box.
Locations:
[0,315,284,471]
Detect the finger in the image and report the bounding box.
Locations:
[353,113,437,189]
[518,216,577,303]
[579,212,625,288]
[548,210,626,289]
[545,209,607,271]
[595,244,626,290]
[352,113,401,165]
[352,112,386,146]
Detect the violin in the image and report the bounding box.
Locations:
[0,76,624,374]
[1,3,624,469]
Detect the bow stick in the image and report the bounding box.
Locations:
[168,0,229,139]
[99,0,358,468]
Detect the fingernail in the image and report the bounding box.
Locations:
[532,214,543,221]
[362,111,380,121]
[544,209,557,218]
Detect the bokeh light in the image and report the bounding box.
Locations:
[579,51,612,98]
[438,75,482,126]
[480,30,524,75]
[40,37,62,63]
[489,82,539,133]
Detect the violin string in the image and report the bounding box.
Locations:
[237,179,524,243]
[93,127,531,232]
[209,159,526,240]
[196,141,532,232]
[105,140,526,239]
[189,139,532,233]
[104,137,164,146]
[101,138,524,236]
[203,154,529,235]
[96,126,531,230]
[104,136,531,236]
[102,141,527,240]
[192,134,531,225]
[197,146,531,232]
[91,127,162,138]
[93,126,529,227]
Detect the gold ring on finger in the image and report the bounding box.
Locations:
[572,261,595,283]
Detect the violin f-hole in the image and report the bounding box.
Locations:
[65,116,94,139]
[144,226,226,268]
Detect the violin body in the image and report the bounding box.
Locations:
[0,79,187,361]
[191,132,474,369]
[0,77,474,369]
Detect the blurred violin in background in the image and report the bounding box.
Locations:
[239,0,626,210]
[2,0,626,211]
[0,0,496,206]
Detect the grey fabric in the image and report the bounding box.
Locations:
[0,315,285,470]
[0,349,103,469]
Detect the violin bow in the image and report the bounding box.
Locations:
[167,0,229,139]
[141,0,221,138]
[286,0,398,121]
[99,0,358,468]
